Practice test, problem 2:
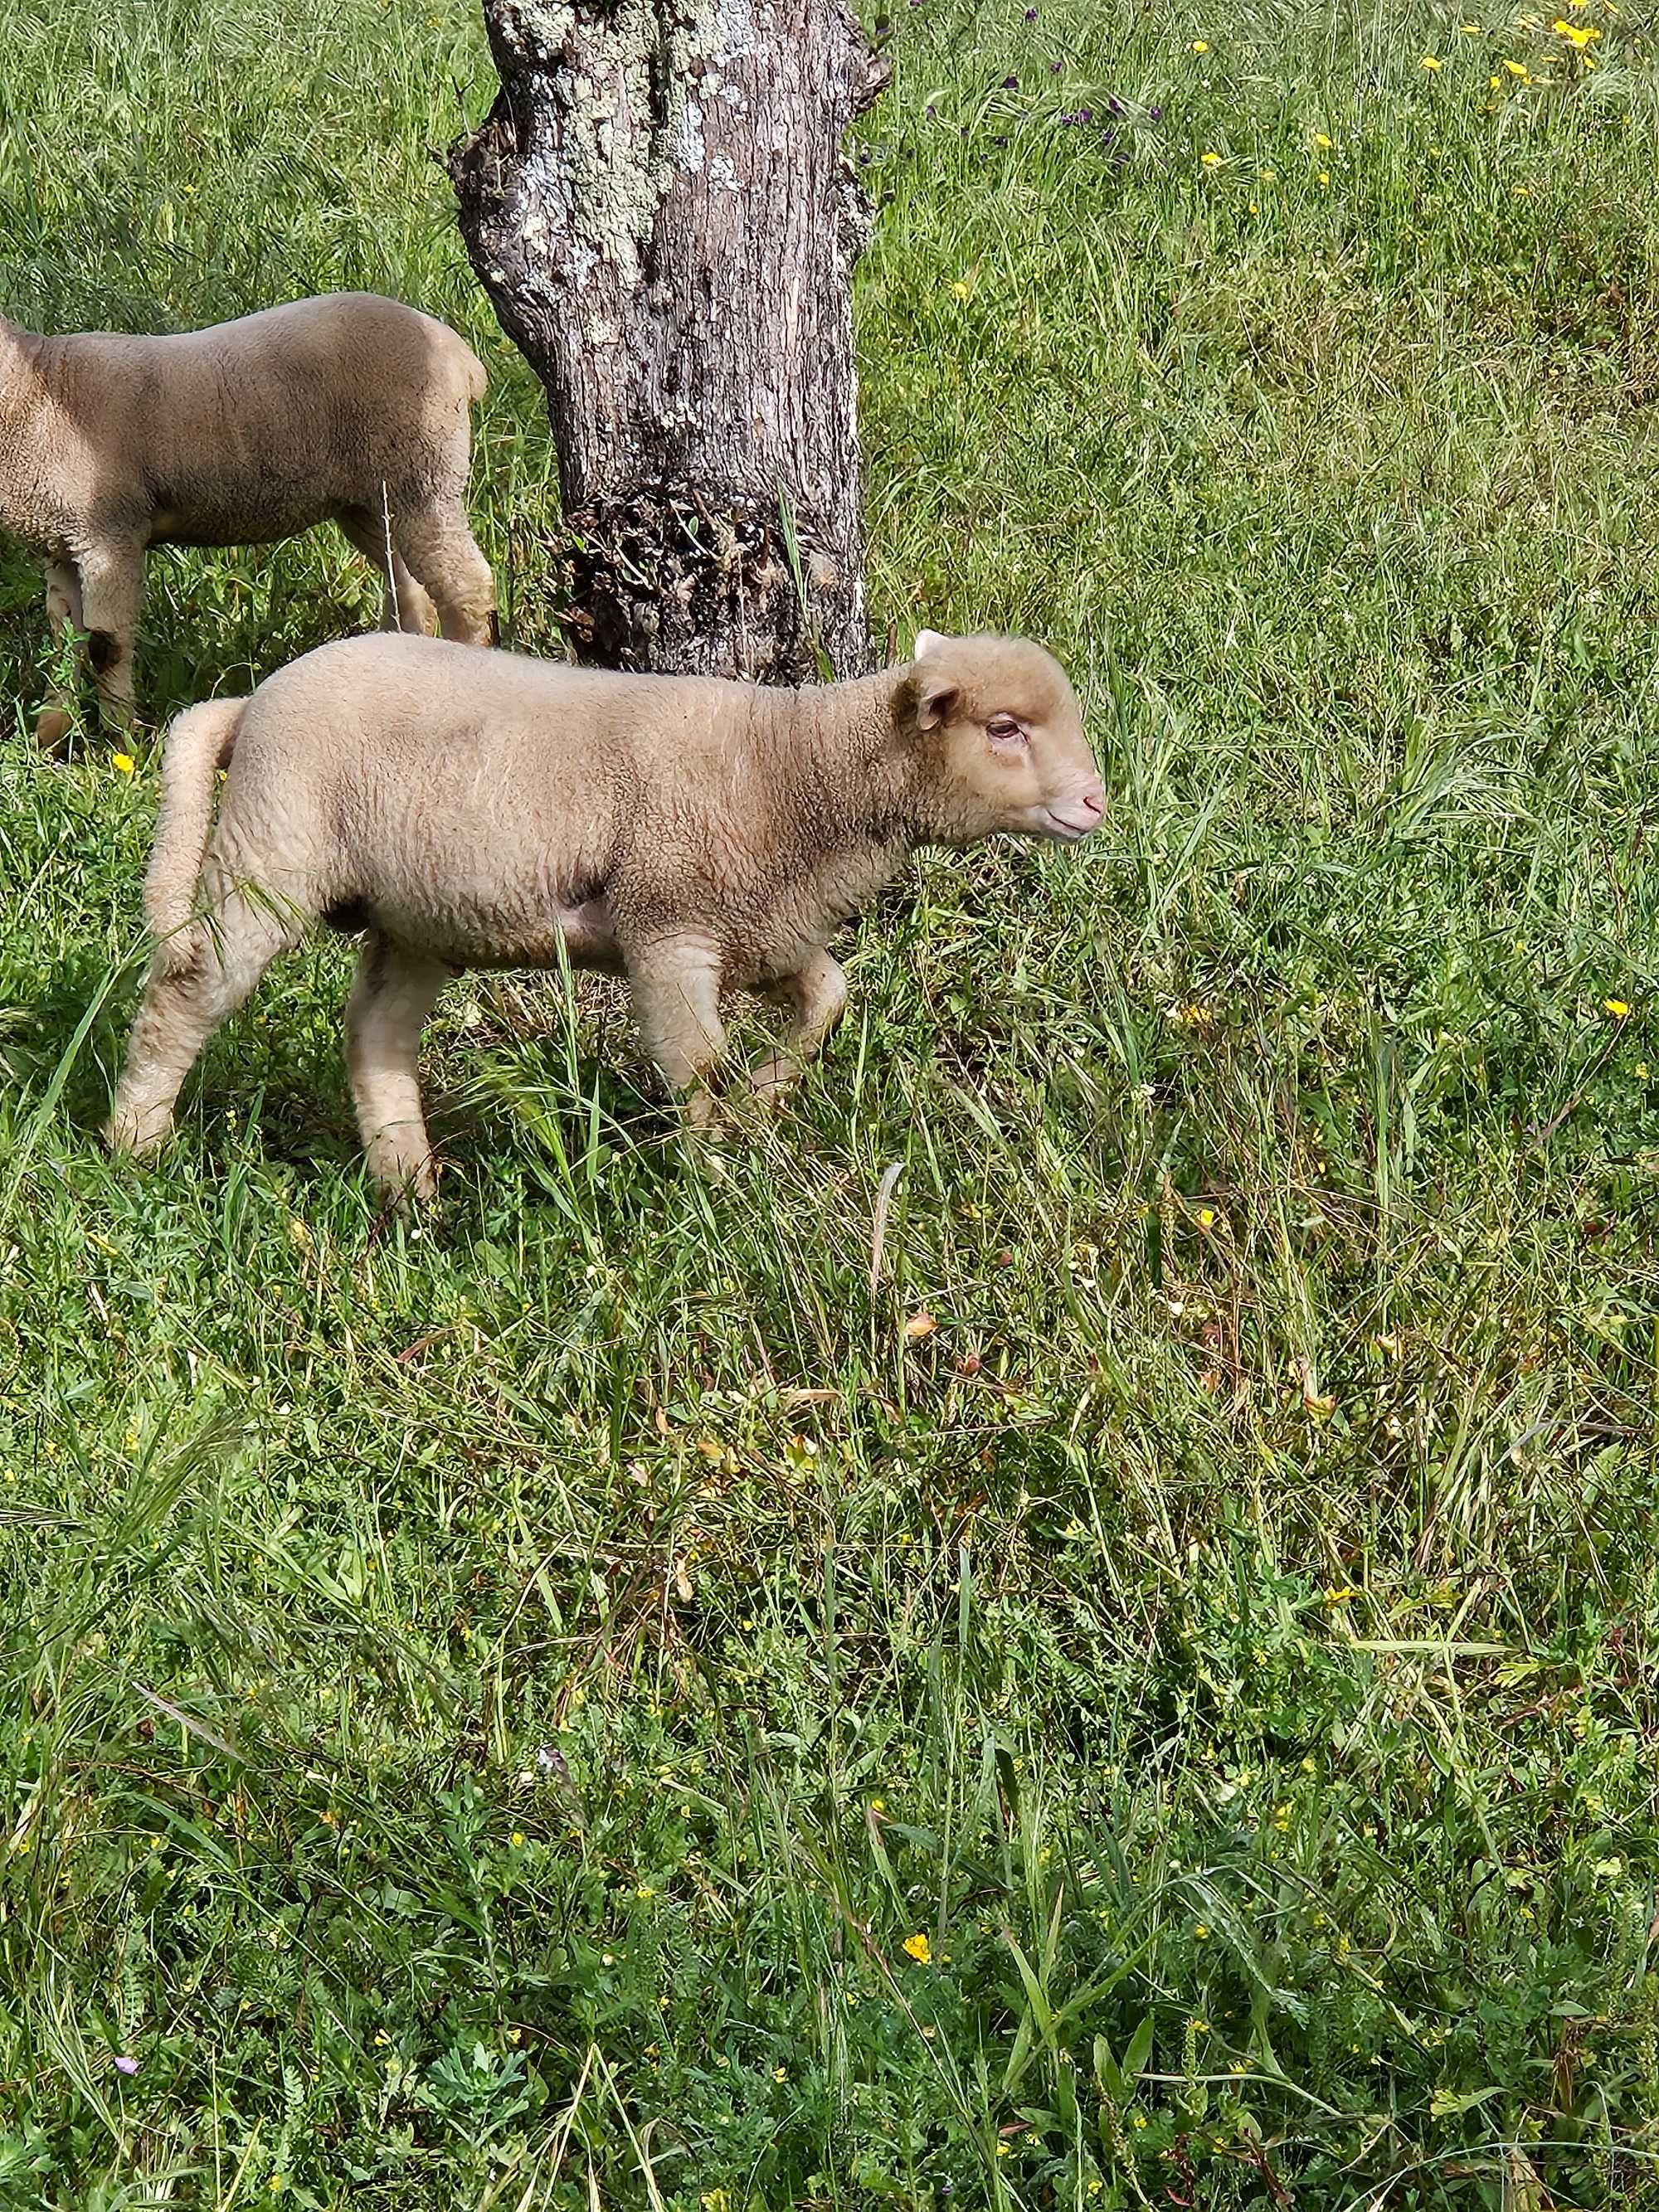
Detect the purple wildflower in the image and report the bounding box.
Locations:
[1024,5,1039,16]
[1049,57,1063,71]
[1107,95,1124,114]
[1149,104,1162,119]
[1003,73,1019,88]
[115,2056,139,2076]
[994,133,1009,144]
[1078,106,1092,122]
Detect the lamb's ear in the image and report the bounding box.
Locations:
[910,665,959,732]
[908,631,958,730]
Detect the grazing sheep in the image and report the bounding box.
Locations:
[107,627,1105,1201]
[0,291,495,751]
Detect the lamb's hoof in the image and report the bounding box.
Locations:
[104,1106,168,1159]
[36,707,74,757]
[678,1119,730,1185]
[369,1150,440,1213]
[747,1055,800,1106]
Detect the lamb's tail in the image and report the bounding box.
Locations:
[144,697,246,975]
[465,343,488,406]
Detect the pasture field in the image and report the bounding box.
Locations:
[3,0,1659,2204]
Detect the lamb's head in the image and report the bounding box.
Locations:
[896,631,1105,846]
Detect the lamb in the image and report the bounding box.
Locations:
[0,291,496,752]
[106,627,1106,1202]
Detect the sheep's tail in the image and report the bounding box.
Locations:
[144,697,245,975]
[465,343,488,405]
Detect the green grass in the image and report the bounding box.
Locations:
[3,0,1659,2204]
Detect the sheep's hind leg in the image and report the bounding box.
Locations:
[393,508,496,648]
[75,540,144,740]
[36,557,85,754]
[344,933,450,1204]
[751,949,849,1101]
[339,508,438,636]
[106,894,304,1159]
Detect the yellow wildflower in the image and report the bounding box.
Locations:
[1260,166,1277,179]
[902,1932,932,1963]
[951,280,971,300]
[1605,999,1631,1018]
[1190,38,1209,51]
[1201,151,1222,167]
[1503,56,1530,73]
[510,1830,525,1846]
[1421,53,1443,67]
[1194,1922,1210,1937]
[1324,1586,1359,1603]
[112,752,136,775]
[1314,132,1333,148]
[1197,1208,1216,1228]
[1317,170,1331,185]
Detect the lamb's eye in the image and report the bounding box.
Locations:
[985,714,1025,746]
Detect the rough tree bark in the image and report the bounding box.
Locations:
[449,0,888,682]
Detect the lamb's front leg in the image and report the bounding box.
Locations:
[751,949,849,1101]
[75,539,145,740]
[36,558,85,753]
[627,936,728,1137]
[345,933,452,1205]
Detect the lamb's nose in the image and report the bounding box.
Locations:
[1078,780,1106,818]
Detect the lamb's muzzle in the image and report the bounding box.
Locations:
[0,291,494,752]
[106,627,1102,1203]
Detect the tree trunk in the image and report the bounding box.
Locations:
[449,0,888,683]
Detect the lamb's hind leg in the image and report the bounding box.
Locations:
[392,507,496,648]
[338,508,439,637]
[344,932,450,1204]
[36,558,84,754]
[75,539,145,739]
[107,894,304,1158]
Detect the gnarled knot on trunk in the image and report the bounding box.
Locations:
[554,482,851,683]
